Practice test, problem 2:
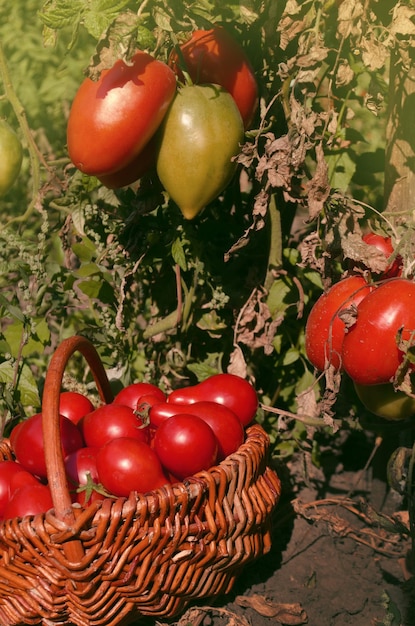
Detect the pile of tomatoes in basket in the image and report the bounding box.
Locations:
[0,373,258,520]
[305,231,415,421]
[66,26,258,220]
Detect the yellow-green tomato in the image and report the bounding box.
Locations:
[354,381,415,421]
[0,121,23,197]
[156,84,244,220]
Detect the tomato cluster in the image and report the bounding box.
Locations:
[305,268,415,421]
[1,374,258,520]
[67,27,257,219]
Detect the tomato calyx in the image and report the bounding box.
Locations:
[73,472,115,503]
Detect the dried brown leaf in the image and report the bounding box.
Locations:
[305,143,330,219]
[337,0,364,39]
[228,345,248,378]
[390,4,415,37]
[235,594,308,624]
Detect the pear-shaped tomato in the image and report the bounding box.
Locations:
[354,381,415,421]
[156,84,244,220]
[169,27,258,129]
[0,121,23,196]
[67,51,177,178]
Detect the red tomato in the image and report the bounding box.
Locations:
[150,401,244,461]
[67,51,177,178]
[153,414,218,480]
[11,413,84,480]
[58,391,94,425]
[363,232,402,278]
[3,483,54,520]
[167,373,258,426]
[305,275,373,371]
[342,278,415,385]
[80,404,149,448]
[169,26,258,128]
[96,438,167,497]
[97,134,158,189]
[114,382,166,411]
[64,446,100,486]
[0,461,39,517]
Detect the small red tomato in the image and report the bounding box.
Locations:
[363,232,402,278]
[12,413,84,479]
[64,446,100,487]
[80,403,149,448]
[167,373,258,426]
[58,391,94,425]
[114,383,166,411]
[305,275,373,371]
[96,438,167,497]
[3,483,54,519]
[153,414,218,480]
[0,461,39,517]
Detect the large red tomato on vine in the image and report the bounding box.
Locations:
[305,275,373,371]
[169,26,258,128]
[67,51,177,179]
[342,278,415,385]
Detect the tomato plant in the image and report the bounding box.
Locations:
[67,51,177,179]
[169,26,258,129]
[96,437,167,497]
[80,404,149,448]
[342,279,415,385]
[153,413,218,480]
[58,391,94,425]
[0,120,23,196]
[167,373,258,427]
[305,276,373,372]
[11,413,84,479]
[156,83,244,220]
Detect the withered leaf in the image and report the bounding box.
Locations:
[235,594,308,624]
[305,143,330,219]
[337,0,364,39]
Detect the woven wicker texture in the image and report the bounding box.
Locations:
[0,336,281,626]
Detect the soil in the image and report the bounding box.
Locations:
[153,427,415,626]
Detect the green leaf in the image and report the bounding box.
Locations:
[171,237,187,271]
[187,353,223,381]
[3,318,51,359]
[72,237,97,263]
[0,361,40,408]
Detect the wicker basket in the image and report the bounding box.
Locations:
[0,336,281,626]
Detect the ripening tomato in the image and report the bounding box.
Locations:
[97,135,158,189]
[3,483,54,520]
[156,83,244,220]
[96,437,167,497]
[305,275,373,371]
[80,404,149,448]
[11,413,84,479]
[58,391,94,425]
[153,414,218,480]
[354,381,415,421]
[0,121,23,196]
[167,373,258,426]
[169,26,258,129]
[342,278,415,385]
[114,382,166,411]
[362,232,402,278]
[67,51,177,178]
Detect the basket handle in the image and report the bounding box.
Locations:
[42,336,114,557]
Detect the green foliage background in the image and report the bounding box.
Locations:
[0,0,411,458]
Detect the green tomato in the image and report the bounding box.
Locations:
[354,381,415,421]
[0,121,23,196]
[156,84,244,220]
